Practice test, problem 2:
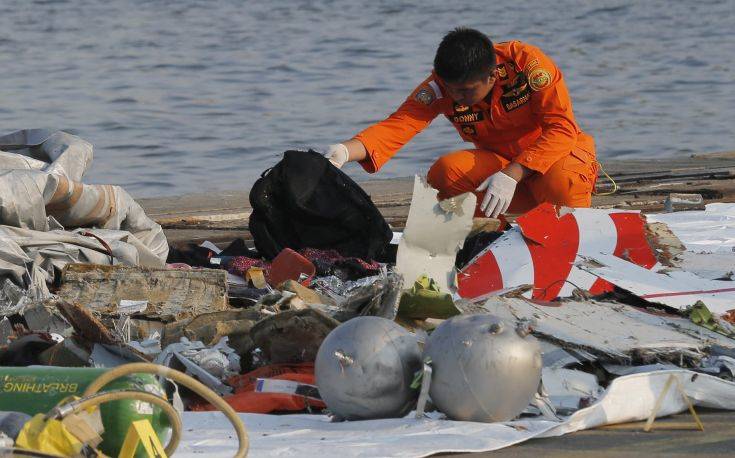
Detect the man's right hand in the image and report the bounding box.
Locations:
[323,143,350,168]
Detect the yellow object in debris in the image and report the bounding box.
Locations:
[644,374,704,432]
[16,413,87,457]
[246,267,268,289]
[594,161,618,196]
[119,420,168,458]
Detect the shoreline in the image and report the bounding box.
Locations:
[139,151,735,246]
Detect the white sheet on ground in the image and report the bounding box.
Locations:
[647,204,735,280]
[647,203,735,253]
[178,370,735,458]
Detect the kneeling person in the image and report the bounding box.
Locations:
[324,27,598,217]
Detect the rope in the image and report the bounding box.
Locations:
[594,161,618,196]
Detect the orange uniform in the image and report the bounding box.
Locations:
[354,40,598,215]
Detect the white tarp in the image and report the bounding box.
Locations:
[0,130,168,298]
[177,370,735,457]
[0,226,164,299]
[0,129,92,181]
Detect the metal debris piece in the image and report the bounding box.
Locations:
[396,175,475,294]
[251,308,339,364]
[664,193,704,212]
[670,251,734,281]
[458,204,668,301]
[22,304,71,335]
[577,252,735,314]
[542,368,602,414]
[56,300,118,345]
[57,264,228,322]
[698,355,735,379]
[311,270,403,321]
[155,337,240,395]
[613,304,735,352]
[646,203,735,254]
[483,297,706,361]
[540,341,596,369]
[38,337,91,367]
[0,279,30,316]
[89,343,133,368]
[162,309,261,365]
[127,332,163,357]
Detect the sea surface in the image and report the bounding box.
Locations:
[1,0,734,197]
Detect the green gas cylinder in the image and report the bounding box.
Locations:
[0,366,171,456]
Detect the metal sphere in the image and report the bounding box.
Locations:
[424,314,542,422]
[315,316,422,420]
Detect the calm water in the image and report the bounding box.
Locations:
[1,0,734,197]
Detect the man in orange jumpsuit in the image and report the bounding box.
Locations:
[323,27,597,218]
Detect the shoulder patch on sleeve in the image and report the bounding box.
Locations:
[524,58,540,72]
[415,88,435,105]
[528,67,551,91]
[415,80,443,105]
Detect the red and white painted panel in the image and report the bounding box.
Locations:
[457,204,659,301]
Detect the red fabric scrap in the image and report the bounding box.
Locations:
[190,363,325,414]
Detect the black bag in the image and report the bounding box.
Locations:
[248,150,392,260]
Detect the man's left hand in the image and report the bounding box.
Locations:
[475,170,518,218]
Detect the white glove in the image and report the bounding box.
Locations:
[323,143,349,168]
[475,171,518,218]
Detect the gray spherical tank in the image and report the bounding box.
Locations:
[424,314,541,422]
[315,316,422,420]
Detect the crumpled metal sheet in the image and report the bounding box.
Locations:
[155,337,240,395]
[542,368,603,414]
[483,297,706,361]
[0,279,35,316]
[697,355,735,379]
[311,268,403,321]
